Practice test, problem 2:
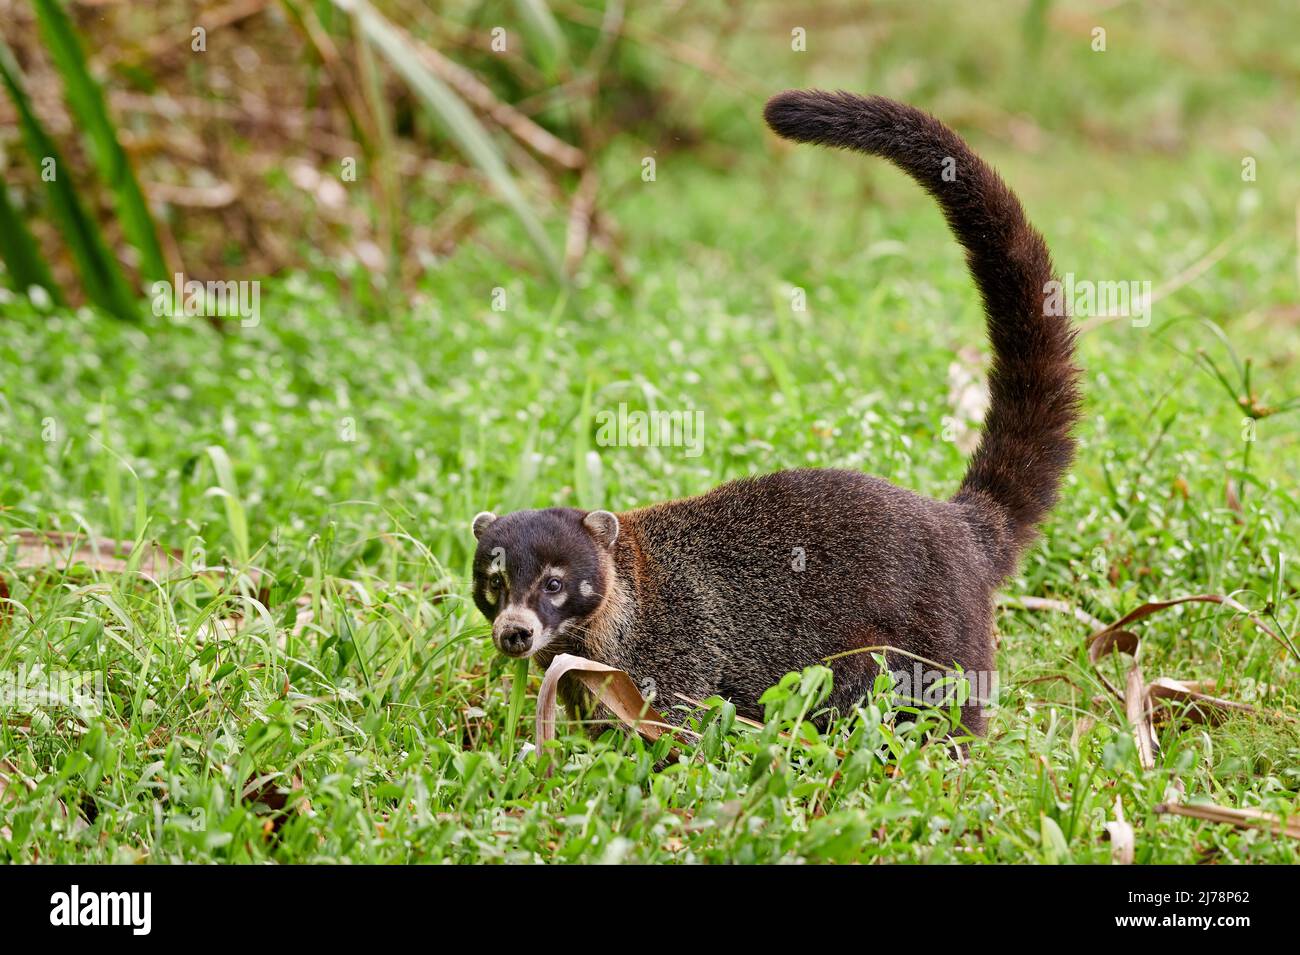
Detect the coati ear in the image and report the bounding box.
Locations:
[582,510,619,549]
[471,511,498,540]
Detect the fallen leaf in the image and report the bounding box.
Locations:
[1089,594,1294,662]
[1085,624,1157,769]
[1001,595,1106,631]
[1104,796,1135,865]
[1075,594,1298,767]
[1147,676,1261,725]
[1155,801,1300,840]
[535,654,695,772]
[1125,661,1158,771]
[7,529,183,577]
[242,772,311,833]
[1088,627,1140,671]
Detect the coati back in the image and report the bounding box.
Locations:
[470,91,1081,736]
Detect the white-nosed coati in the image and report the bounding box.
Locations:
[470,91,1081,736]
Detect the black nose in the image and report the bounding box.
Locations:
[500,626,532,655]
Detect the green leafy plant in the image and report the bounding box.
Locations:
[333,0,562,278]
[0,38,138,319]
[32,0,167,283]
[0,177,61,301]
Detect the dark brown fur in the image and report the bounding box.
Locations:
[471,91,1081,736]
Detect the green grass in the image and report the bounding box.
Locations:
[2,0,1299,863]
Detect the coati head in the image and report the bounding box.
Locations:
[469,507,619,661]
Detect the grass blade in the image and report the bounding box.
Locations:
[503,657,530,760]
[32,0,167,281]
[0,38,139,320]
[205,446,251,565]
[332,0,562,278]
[0,177,62,301]
[514,0,570,78]
[352,4,400,291]
[572,374,599,508]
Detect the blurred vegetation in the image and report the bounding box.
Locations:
[2,0,1294,310]
[1,0,687,300]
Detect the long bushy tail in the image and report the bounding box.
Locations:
[764,90,1081,580]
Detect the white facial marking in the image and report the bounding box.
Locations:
[549,592,568,608]
[579,580,594,598]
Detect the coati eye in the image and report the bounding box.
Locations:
[543,577,563,594]
[487,574,503,591]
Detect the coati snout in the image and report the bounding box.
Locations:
[471,508,619,663]
[468,91,1081,737]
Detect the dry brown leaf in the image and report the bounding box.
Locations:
[8,529,184,577]
[0,758,28,841]
[1087,627,1141,667]
[1089,594,1293,660]
[1086,623,1155,764]
[1087,627,1141,704]
[1147,676,1265,725]
[1104,796,1135,865]
[6,529,272,592]
[8,531,445,653]
[1076,594,1298,764]
[1001,595,1106,630]
[535,654,694,770]
[6,530,442,594]
[1155,801,1300,840]
[1124,660,1158,770]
